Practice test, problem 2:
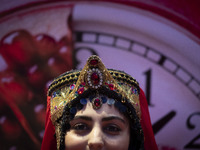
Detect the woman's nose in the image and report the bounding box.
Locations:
[88,125,104,149]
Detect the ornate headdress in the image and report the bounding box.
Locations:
[42,55,158,150]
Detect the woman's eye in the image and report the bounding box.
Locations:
[72,123,89,131]
[103,125,121,134]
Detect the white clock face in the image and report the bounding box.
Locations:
[72,3,200,150]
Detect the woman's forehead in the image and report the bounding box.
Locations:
[75,101,126,119]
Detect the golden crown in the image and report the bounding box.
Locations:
[48,55,141,125]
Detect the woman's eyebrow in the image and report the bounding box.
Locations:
[73,116,92,121]
[102,116,125,124]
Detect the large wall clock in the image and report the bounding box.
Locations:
[71,2,200,150]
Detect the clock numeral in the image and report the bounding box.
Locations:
[143,69,154,106]
[184,112,200,149]
[185,134,200,149]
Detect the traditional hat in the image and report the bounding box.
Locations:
[41,55,158,150]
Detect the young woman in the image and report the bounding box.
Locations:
[41,55,158,150]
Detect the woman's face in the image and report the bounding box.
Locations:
[65,101,130,150]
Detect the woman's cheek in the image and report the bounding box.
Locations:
[65,132,87,150]
[104,133,130,150]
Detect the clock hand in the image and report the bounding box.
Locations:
[153,110,176,135]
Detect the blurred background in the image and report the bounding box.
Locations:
[0,0,200,150]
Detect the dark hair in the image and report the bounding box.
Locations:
[58,86,144,150]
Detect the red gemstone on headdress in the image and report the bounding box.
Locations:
[78,87,84,94]
[94,98,101,107]
[90,59,98,66]
[81,82,86,86]
[91,72,99,85]
[108,84,114,90]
